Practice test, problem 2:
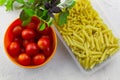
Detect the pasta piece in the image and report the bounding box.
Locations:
[100,32,104,44]
[100,49,108,63]
[104,34,109,46]
[73,42,85,50]
[54,0,119,70]
[94,38,100,51]
[82,29,90,41]
[73,32,84,43]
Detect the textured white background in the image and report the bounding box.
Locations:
[0,0,120,80]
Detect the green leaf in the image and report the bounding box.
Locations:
[0,0,6,6]
[61,0,75,8]
[45,15,50,22]
[42,14,50,22]
[41,10,48,17]
[5,0,15,11]
[28,0,34,3]
[22,17,31,26]
[68,0,75,8]
[56,0,60,5]
[24,2,32,8]
[39,23,46,31]
[16,0,25,4]
[36,9,43,17]
[44,0,51,2]
[20,10,30,21]
[23,8,35,17]
[39,10,49,21]
[47,18,53,27]
[33,0,40,5]
[58,10,69,26]
[20,8,32,26]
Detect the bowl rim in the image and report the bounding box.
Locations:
[4,17,57,68]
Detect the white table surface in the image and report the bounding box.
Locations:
[0,0,120,80]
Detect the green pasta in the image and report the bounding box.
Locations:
[55,0,119,70]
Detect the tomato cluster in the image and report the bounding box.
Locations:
[7,20,53,66]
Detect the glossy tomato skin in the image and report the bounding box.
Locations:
[13,37,23,46]
[37,36,50,50]
[22,29,36,40]
[33,54,45,65]
[23,39,35,47]
[26,43,39,56]
[8,42,20,57]
[38,26,50,35]
[21,47,25,53]
[18,53,31,66]
[12,26,22,37]
[26,22,36,30]
[43,47,51,57]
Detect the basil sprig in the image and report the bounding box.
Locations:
[0,0,75,30]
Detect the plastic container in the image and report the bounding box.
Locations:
[53,0,120,74]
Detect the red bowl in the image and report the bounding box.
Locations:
[4,16,57,68]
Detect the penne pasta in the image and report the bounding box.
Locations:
[55,0,119,70]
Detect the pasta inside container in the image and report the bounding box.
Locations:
[53,0,120,74]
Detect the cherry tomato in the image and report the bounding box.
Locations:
[43,47,51,57]
[38,26,50,35]
[26,43,39,56]
[12,26,22,37]
[37,36,50,50]
[8,42,20,57]
[22,29,36,40]
[18,53,31,66]
[35,32,42,40]
[13,37,23,46]
[33,54,45,65]
[26,22,36,30]
[21,48,25,53]
[23,39,35,47]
